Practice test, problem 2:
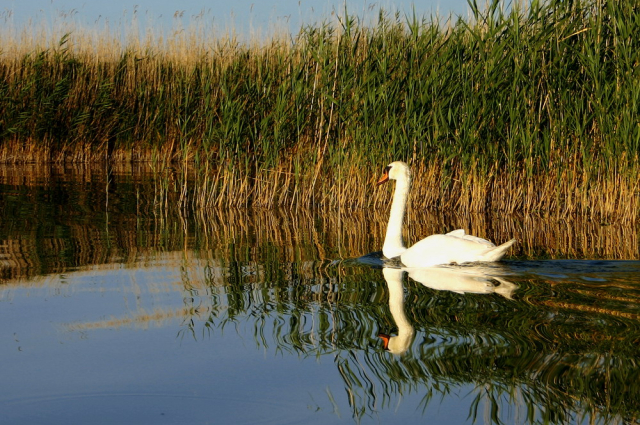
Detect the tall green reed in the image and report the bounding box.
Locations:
[0,0,638,218]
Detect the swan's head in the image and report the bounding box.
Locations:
[376,161,411,186]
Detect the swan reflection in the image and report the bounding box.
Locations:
[379,267,415,355]
[379,265,517,354]
[405,265,517,299]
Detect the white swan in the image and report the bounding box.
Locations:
[377,161,516,267]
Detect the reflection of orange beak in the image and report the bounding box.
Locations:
[378,333,390,350]
[376,170,389,186]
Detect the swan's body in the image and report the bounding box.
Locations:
[377,161,515,268]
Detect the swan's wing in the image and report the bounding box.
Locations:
[446,229,466,237]
[401,234,509,267]
[401,234,490,267]
[445,229,495,247]
[452,234,495,247]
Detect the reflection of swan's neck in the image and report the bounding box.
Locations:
[387,275,413,335]
[383,178,410,258]
[382,268,415,355]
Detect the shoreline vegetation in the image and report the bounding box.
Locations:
[0,0,638,220]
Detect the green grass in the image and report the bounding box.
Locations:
[0,0,638,218]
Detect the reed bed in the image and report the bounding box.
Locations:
[0,0,638,220]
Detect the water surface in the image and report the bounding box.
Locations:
[1,165,639,424]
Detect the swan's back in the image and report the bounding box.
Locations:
[400,234,515,268]
[446,229,495,247]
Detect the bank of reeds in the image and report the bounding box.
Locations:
[0,0,638,220]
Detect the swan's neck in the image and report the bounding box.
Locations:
[383,178,410,258]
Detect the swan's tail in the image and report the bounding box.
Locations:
[480,239,516,262]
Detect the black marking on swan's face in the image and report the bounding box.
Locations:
[377,165,392,186]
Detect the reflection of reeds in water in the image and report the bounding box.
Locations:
[3,210,638,424]
[39,257,638,425]
[1,197,639,284]
[65,306,212,331]
[193,206,640,264]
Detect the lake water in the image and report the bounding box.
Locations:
[1,164,639,424]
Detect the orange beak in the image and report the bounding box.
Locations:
[376,167,390,186]
[378,333,390,350]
